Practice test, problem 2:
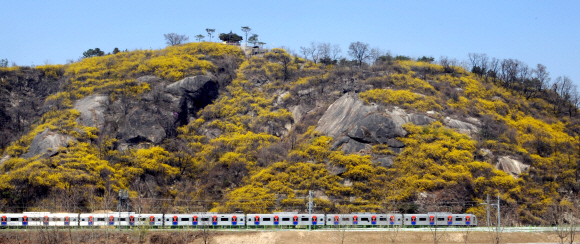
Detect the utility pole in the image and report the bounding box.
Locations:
[487,194,490,227]
[308,190,312,231]
[118,189,129,231]
[497,194,500,230]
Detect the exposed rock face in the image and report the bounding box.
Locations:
[316,93,379,139]
[22,128,74,158]
[386,107,435,127]
[317,93,409,154]
[443,117,480,135]
[73,94,109,131]
[373,156,394,168]
[165,75,219,125]
[118,108,166,144]
[496,156,529,176]
[108,75,221,149]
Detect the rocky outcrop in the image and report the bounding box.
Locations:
[73,94,109,131]
[118,108,166,144]
[443,117,480,136]
[373,156,394,168]
[496,156,529,176]
[22,128,74,158]
[316,93,408,154]
[316,93,379,139]
[165,75,219,125]
[109,75,221,149]
[386,107,435,127]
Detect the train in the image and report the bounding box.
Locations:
[1,212,477,228]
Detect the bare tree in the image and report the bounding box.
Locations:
[198,214,214,244]
[369,47,384,65]
[551,76,575,116]
[329,206,349,244]
[348,41,371,67]
[428,214,447,244]
[195,34,205,42]
[164,33,189,46]
[300,42,321,64]
[241,26,251,46]
[205,28,215,42]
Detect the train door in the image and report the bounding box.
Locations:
[466,216,470,225]
[372,215,376,225]
[193,215,198,226]
[293,215,298,225]
[429,215,434,225]
[411,215,416,225]
[1,216,5,226]
[353,215,358,225]
[232,215,237,226]
[447,215,452,225]
[274,215,279,225]
[109,216,114,225]
[254,215,260,225]
[23,216,28,226]
[172,216,178,226]
[65,216,70,226]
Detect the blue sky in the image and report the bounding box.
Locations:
[1,0,579,85]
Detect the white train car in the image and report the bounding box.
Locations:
[131,213,164,226]
[46,213,79,226]
[335,213,379,226]
[211,213,245,227]
[164,213,218,227]
[105,212,135,226]
[23,212,50,226]
[1,213,25,227]
[246,214,275,226]
[385,214,404,226]
[79,213,110,226]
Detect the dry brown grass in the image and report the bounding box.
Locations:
[0,229,565,244]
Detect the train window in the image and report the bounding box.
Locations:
[10,218,19,221]
[342,218,350,221]
[97,218,105,222]
[455,218,462,221]
[419,218,427,221]
[201,218,209,221]
[119,218,126,221]
[282,218,290,221]
[181,218,190,222]
[139,218,147,222]
[166,219,170,221]
[379,218,387,221]
[361,218,370,222]
[71,218,76,221]
[263,218,271,221]
[437,218,445,221]
[248,218,252,221]
[81,218,86,221]
[240,218,244,221]
[221,218,228,221]
[398,218,401,221]
[301,218,309,221]
[157,218,161,221]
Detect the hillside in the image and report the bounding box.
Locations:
[0,42,578,225]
